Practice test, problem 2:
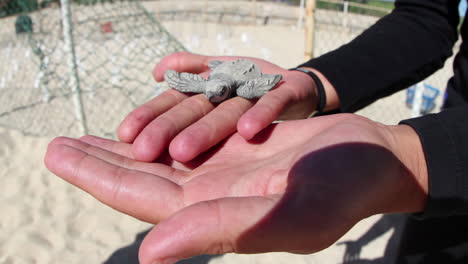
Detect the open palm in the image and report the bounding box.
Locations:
[45,114,424,264]
[118,52,318,163]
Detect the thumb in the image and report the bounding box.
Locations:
[138,196,278,264]
[153,52,212,82]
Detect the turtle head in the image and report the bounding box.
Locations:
[206,79,232,103]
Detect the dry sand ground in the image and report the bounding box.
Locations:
[0,3,456,264]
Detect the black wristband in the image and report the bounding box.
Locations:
[289,67,327,114]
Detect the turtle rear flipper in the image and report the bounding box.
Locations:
[164,70,207,93]
[236,74,282,99]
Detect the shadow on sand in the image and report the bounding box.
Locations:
[102,229,223,264]
[338,213,407,264]
[102,214,406,264]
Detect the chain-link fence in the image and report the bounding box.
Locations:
[148,0,455,125]
[0,0,457,138]
[0,0,184,137]
[160,0,453,125]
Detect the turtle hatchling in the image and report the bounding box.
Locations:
[164,59,283,103]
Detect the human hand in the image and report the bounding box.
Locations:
[118,52,320,163]
[45,114,428,264]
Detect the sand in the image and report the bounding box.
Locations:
[0,127,153,264]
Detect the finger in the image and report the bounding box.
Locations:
[139,196,278,264]
[237,86,294,140]
[118,89,188,143]
[153,52,212,82]
[132,94,215,162]
[64,136,183,184]
[169,97,254,162]
[79,135,134,158]
[79,135,192,173]
[45,138,184,223]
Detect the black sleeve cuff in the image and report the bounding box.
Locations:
[399,105,468,218]
[298,1,458,113]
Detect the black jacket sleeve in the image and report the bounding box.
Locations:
[298,0,468,218]
[400,105,468,217]
[300,0,459,113]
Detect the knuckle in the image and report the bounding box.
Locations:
[220,98,251,118]
[182,95,211,116]
[71,153,90,181]
[193,120,213,137]
[155,115,179,134]
[257,101,276,116]
[110,166,126,202]
[163,88,187,103]
[131,105,154,122]
[222,98,242,110]
[206,200,235,254]
[166,51,187,64]
[265,92,285,106]
[174,51,191,69]
[209,241,234,255]
[114,150,132,169]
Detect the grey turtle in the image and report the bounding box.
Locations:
[164,59,282,103]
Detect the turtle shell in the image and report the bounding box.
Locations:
[210,59,262,82]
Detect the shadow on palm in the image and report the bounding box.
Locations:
[234,142,416,254]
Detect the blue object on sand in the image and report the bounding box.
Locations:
[406,83,440,114]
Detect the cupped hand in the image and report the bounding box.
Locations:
[45,114,427,264]
[117,52,318,163]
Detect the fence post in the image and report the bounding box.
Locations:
[60,0,88,135]
[304,0,316,60]
[251,0,257,25]
[297,0,305,29]
[343,0,349,29]
[204,0,208,22]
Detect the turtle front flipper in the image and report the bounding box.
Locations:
[208,60,223,70]
[164,70,207,93]
[236,74,282,99]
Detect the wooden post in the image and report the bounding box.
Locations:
[252,0,257,25]
[204,0,208,22]
[304,0,316,60]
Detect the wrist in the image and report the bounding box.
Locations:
[298,67,340,112]
[385,124,429,213]
[279,69,317,119]
[289,68,325,114]
[281,67,341,120]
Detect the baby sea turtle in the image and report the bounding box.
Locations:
[164,59,283,103]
